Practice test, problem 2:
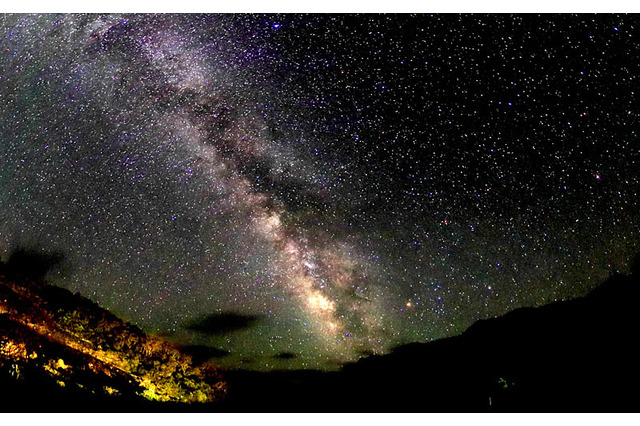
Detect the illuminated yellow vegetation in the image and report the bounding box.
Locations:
[0,274,227,404]
[55,358,69,370]
[0,341,28,359]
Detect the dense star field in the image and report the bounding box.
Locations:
[1,13,639,371]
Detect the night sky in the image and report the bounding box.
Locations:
[1,13,639,371]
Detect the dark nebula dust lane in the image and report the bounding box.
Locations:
[1,13,639,371]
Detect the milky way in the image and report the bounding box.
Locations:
[1,14,639,371]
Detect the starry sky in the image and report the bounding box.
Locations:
[1,13,639,371]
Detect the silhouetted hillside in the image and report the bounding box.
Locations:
[0,252,227,412]
[3,249,639,412]
[221,268,640,412]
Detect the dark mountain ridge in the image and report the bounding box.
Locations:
[1,250,638,412]
[221,267,640,412]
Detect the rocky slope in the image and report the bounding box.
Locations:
[0,253,227,411]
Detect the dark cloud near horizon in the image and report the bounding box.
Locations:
[185,312,261,336]
[179,344,231,364]
[0,248,65,281]
[273,352,297,360]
